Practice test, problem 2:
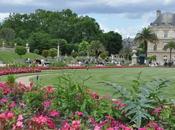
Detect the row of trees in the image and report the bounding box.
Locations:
[0,9,123,57]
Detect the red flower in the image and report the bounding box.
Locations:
[44,86,55,94]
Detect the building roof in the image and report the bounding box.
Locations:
[151,12,175,26]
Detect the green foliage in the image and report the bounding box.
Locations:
[15,46,27,57]
[159,106,175,129]
[49,48,57,58]
[78,40,90,55]
[23,91,44,111]
[71,50,78,58]
[33,49,40,54]
[100,51,108,59]
[147,55,156,61]
[102,31,123,55]
[1,9,122,56]
[42,50,49,58]
[51,61,67,67]
[0,50,42,63]
[106,74,170,128]
[52,76,116,120]
[7,75,15,84]
[135,27,158,57]
[0,28,15,42]
[89,40,105,58]
[28,32,51,53]
[163,41,175,61]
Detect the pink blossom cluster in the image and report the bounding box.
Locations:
[0,81,167,129]
[0,67,41,76]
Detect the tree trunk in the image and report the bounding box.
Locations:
[144,41,148,58]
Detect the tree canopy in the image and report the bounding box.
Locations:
[0,9,123,56]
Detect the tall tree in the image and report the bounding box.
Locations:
[163,41,175,62]
[0,28,15,42]
[102,31,122,55]
[135,27,158,57]
[78,40,90,56]
[28,32,51,53]
[89,40,105,58]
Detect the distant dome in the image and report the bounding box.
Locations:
[151,12,175,26]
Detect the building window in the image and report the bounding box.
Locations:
[153,44,157,51]
[164,31,168,38]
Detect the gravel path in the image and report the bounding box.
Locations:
[16,75,38,86]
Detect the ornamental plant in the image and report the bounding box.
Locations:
[0,73,174,129]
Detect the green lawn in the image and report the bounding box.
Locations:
[0,49,43,63]
[31,68,175,99]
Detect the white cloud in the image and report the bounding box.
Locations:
[0,13,9,22]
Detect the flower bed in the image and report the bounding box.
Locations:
[0,66,145,76]
[39,65,145,70]
[0,67,41,76]
[0,77,174,130]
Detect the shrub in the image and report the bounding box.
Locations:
[7,75,15,84]
[15,46,27,57]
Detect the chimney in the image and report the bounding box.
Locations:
[156,10,161,17]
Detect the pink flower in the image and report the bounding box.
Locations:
[151,106,162,116]
[49,110,60,117]
[42,100,51,108]
[139,128,147,130]
[6,111,14,119]
[9,101,16,108]
[32,115,48,125]
[17,114,23,121]
[0,98,8,103]
[61,121,70,130]
[72,120,81,129]
[0,111,14,120]
[107,128,114,130]
[16,121,23,127]
[47,118,56,129]
[91,92,99,99]
[113,100,127,109]
[75,111,83,116]
[94,126,101,130]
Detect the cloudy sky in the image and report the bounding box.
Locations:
[0,0,175,38]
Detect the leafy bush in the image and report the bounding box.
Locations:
[50,61,67,67]
[7,75,16,84]
[15,46,27,57]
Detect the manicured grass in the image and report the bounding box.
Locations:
[31,68,175,99]
[0,49,43,63]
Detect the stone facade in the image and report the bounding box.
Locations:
[148,10,175,65]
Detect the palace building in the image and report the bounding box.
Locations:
[148,10,175,65]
